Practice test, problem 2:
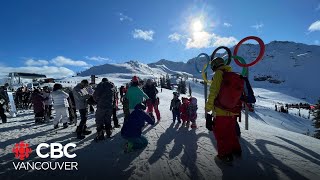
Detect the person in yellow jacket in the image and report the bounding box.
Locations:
[205,57,242,163]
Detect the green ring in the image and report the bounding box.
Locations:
[231,56,248,76]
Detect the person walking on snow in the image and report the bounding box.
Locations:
[51,84,69,129]
[73,80,92,139]
[205,57,242,164]
[93,78,115,140]
[121,103,155,153]
[143,79,160,121]
[125,76,149,113]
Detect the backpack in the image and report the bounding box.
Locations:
[189,97,197,107]
[214,71,244,113]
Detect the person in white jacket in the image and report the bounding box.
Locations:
[52,83,69,129]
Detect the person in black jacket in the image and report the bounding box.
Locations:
[143,79,160,121]
[93,78,115,141]
[170,92,181,123]
[31,89,46,123]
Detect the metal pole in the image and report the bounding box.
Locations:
[245,104,249,130]
[245,71,249,130]
[204,72,208,101]
[204,72,208,117]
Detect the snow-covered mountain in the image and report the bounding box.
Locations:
[79,41,320,102]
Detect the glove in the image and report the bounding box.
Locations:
[211,111,216,119]
[205,113,213,131]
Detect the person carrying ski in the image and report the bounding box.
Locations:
[143,79,160,121]
[73,80,92,139]
[205,57,242,164]
[170,92,181,123]
[93,78,115,140]
[51,83,69,129]
[125,76,149,113]
[112,88,121,128]
[121,103,155,153]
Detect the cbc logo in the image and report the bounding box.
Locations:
[36,143,77,159]
[12,141,77,160]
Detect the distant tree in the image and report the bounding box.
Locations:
[188,83,192,96]
[165,74,171,90]
[177,79,186,94]
[160,76,166,88]
[313,98,320,139]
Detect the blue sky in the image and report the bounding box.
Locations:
[0,0,319,78]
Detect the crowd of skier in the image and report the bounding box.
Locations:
[0,57,251,164]
[0,76,202,152]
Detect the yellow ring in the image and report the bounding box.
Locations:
[201,63,211,84]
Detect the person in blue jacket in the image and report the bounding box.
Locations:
[121,103,155,152]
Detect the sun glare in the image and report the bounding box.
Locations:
[192,19,203,32]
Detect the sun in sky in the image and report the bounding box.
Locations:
[191,18,204,32]
[192,19,203,32]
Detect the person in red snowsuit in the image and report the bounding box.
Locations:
[180,97,189,123]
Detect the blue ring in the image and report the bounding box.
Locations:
[195,53,210,73]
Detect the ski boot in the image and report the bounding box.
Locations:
[76,126,85,139]
[54,124,59,129]
[233,150,242,159]
[63,123,68,129]
[214,154,233,166]
[94,131,105,141]
[83,125,92,135]
[105,128,112,138]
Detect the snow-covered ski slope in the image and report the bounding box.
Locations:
[0,74,319,180]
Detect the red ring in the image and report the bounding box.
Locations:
[233,36,265,67]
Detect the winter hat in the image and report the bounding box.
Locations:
[102,78,108,82]
[53,83,63,91]
[146,79,152,85]
[211,57,225,71]
[182,97,189,104]
[132,76,139,83]
[173,92,180,97]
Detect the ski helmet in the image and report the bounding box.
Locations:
[173,92,180,97]
[211,57,225,71]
